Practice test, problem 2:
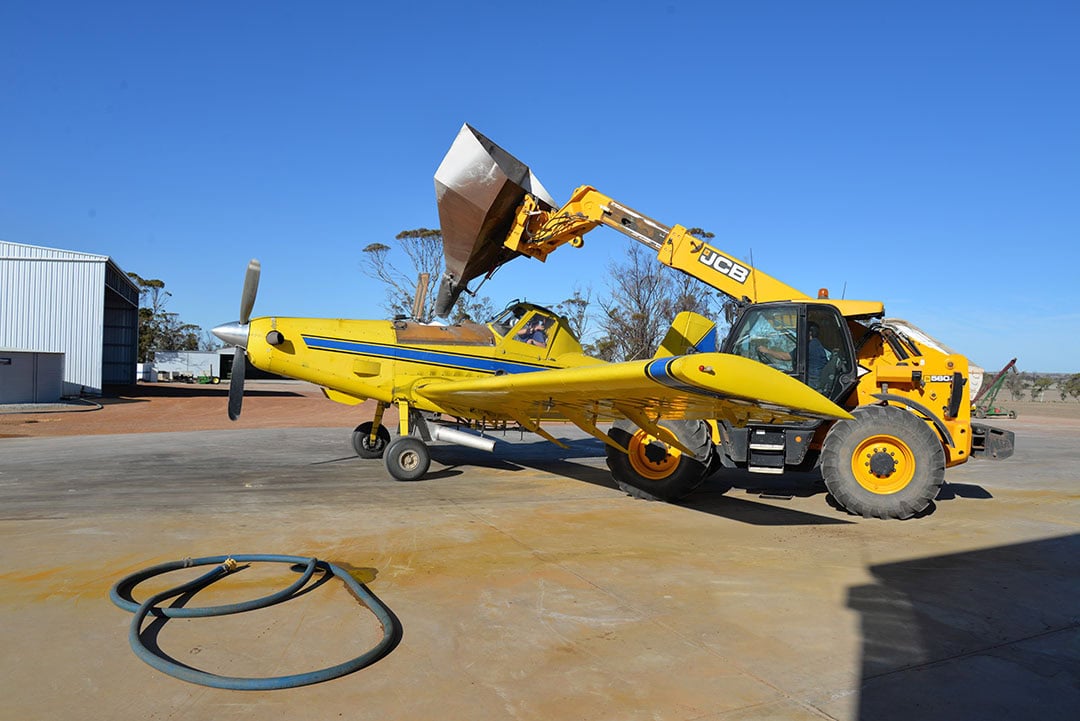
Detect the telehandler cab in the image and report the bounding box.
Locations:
[432,124,1014,519]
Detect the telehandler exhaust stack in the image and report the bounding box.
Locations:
[433,124,557,317]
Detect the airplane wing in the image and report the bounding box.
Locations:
[413,352,852,450]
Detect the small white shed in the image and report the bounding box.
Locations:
[0,350,65,403]
[152,351,223,381]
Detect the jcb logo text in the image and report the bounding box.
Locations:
[698,248,750,284]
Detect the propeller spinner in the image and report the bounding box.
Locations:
[211,259,260,420]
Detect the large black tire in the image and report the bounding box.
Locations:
[606,419,713,501]
[820,405,945,519]
[352,421,391,459]
[384,436,431,481]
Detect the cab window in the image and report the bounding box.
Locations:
[727,304,855,400]
[728,307,798,374]
[806,306,851,398]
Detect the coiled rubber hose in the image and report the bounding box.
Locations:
[109,554,399,690]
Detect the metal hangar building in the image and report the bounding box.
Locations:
[0,240,140,401]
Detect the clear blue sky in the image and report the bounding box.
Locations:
[2,1,1077,373]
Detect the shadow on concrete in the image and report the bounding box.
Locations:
[334,430,994,526]
[682,488,855,525]
[429,438,854,525]
[935,482,994,501]
[849,533,1080,720]
[309,426,993,523]
[430,443,619,489]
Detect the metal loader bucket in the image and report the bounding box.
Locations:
[433,124,556,317]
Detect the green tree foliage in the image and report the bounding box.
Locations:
[593,228,725,361]
[594,245,672,361]
[1064,374,1080,401]
[556,287,593,342]
[363,228,589,328]
[126,273,206,362]
[1004,370,1026,401]
[451,294,495,324]
[1031,376,1054,401]
[362,228,446,322]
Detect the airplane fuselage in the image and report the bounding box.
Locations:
[238,304,600,420]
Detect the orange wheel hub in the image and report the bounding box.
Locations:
[851,433,915,494]
[626,430,681,481]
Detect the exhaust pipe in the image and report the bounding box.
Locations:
[430,425,497,453]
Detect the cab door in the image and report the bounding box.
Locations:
[724,303,855,402]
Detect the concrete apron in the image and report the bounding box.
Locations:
[0,418,1077,720]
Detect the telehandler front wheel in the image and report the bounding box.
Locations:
[606,419,713,502]
[352,421,391,459]
[820,405,945,519]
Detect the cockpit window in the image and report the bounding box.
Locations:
[513,313,552,348]
[489,305,529,337]
[488,303,582,350]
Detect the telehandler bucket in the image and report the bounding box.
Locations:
[433,124,557,317]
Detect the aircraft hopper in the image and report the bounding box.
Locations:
[433,124,557,317]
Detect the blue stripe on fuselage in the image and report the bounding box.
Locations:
[301,335,548,375]
[644,356,739,403]
[645,358,683,390]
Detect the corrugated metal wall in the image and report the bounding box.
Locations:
[1,241,107,394]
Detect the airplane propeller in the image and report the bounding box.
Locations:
[227,346,247,421]
[212,259,260,421]
[239,259,260,327]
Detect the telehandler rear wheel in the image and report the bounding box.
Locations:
[606,419,713,502]
[352,421,391,459]
[820,405,944,519]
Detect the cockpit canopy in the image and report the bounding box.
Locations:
[487,302,584,358]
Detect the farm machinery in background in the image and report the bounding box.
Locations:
[972,358,1019,419]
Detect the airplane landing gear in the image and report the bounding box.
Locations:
[384,436,431,481]
[352,421,391,459]
[378,407,496,481]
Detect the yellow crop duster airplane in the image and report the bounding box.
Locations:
[212,127,851,496]
[213,261,849,491]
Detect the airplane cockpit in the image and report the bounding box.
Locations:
[487,302,585,359]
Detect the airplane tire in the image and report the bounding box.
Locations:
[820,405,944,519]
[352,422,391,459]
[606,419,712,502]
[384,436,431,481]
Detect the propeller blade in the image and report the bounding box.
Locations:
[239,259,261,325]
[228,350,246,421]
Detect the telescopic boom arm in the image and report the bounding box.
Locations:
[501,185,810,305]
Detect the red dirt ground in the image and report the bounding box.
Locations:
[0,381,389,439]
[0,383,1076,439]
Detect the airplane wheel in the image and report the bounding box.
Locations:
[352,422,391,459]
[605,419,712,501]
[384,436,430,481]
[820,405,944,519]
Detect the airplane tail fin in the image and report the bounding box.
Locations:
[654,311,720,358]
